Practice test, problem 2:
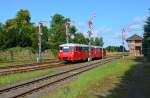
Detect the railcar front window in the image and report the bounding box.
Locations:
[62,47,72,52]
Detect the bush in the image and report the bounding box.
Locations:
[51,49,58,59]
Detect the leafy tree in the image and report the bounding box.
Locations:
[0,23,4,49]
[31,25,49,51]
[1,9,35,49]
[106,45,126,52]
[72,32,88,44]
[92,37,104,46]
[2,19,18,49]
[16,9,31,24]
[15,9,33,47]
[106,46,118,52]
[41,25,49,50]
[119,45,127,52]
[49,14,76,49]
[143,9,150,59]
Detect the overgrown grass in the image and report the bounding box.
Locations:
[51,49,58,59]
[0,68,55,86]
[43,56,136,98]
[0,47,55,67]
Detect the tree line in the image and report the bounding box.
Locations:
[0,9,104,52]
[106,45,127,52]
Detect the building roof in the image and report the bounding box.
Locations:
[126,34,143,41]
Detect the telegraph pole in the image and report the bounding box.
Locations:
[121,28,125,59]
[37,23,42,63]
[88,14,96,62]
[99,31,104,59]
[65,22,69,44]
[37,21,48,63]
[102,42,104,60]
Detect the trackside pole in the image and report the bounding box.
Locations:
[87,14,96,62]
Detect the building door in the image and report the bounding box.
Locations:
[135,46,142,56]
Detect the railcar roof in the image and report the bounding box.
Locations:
[59,43,102,48]
[59,43,88,47]
[92,46,102,48]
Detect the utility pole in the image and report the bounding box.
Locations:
[37,21,48,63]
[65,22,69,44]
[101,41,104,60]
[121,28,126,59]
[37,23,42,63]
[88,14,96,62]
[99,31,104,59]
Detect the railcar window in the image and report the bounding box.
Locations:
[86,47,88,52]
[83,47,88,52]
[100,48,102,51]
[59,47,63,50]
[79,47,82,52]
[62,46,72,52]
[75,47,78,51]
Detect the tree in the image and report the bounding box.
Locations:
[15,9,33,47]
[92,37,104,46]
[1,9,35,49]
[106,45,126,52]
[2,19,18,49]
[143,9,150,59]
[31,25,49,51]
[0,23,4,49]
[72,32,88,44]
[41,25,49,50]
[49,14,77,49]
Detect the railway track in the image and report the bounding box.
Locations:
[0,54,124,76]
[0,55,121,98]
[0,59,57,69]
[0,60,65,76]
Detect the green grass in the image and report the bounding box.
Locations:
[0,59,51,68]
[43,56,136,98]
[0,68,55,86]
[0,47,55,67]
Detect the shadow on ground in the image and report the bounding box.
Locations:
[96,57,150,98]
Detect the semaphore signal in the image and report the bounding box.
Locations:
[87,13,96,62]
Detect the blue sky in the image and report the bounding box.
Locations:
[0,0,150,48]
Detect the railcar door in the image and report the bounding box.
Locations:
[74,47,80,61]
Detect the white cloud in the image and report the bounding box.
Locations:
[93,26,112,38]
[95,26,112,34]
[132,16,145,24]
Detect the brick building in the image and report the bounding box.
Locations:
[126,34,143,56]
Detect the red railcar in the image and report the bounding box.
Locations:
[58,43,106,62]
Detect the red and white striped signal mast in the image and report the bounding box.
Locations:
[87,13,96,61]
